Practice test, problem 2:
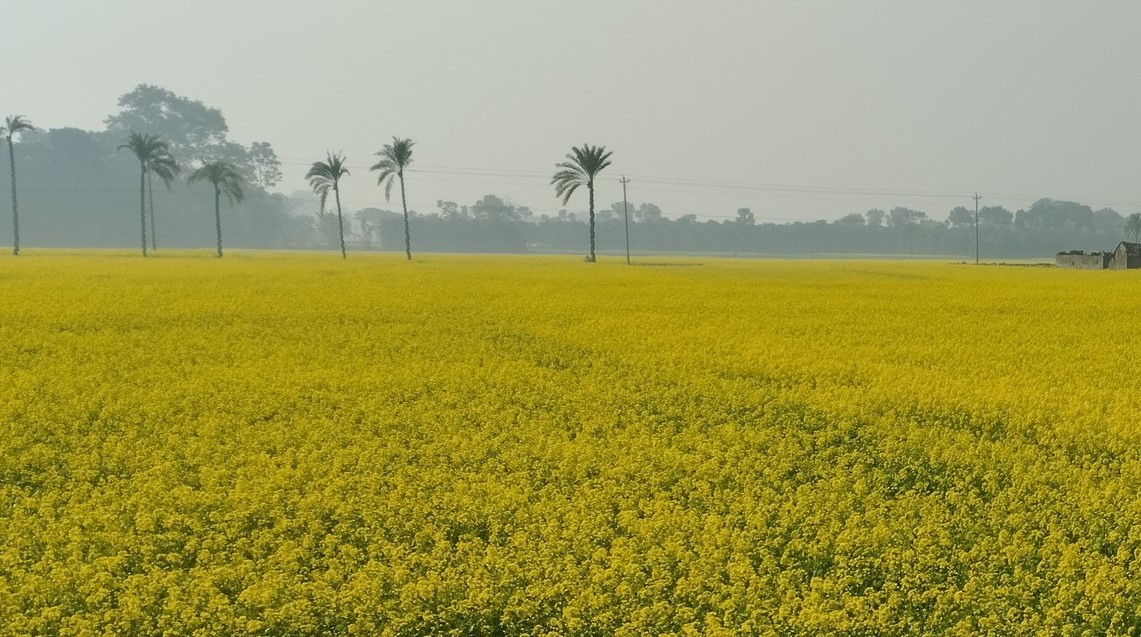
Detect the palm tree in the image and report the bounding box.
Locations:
[187,161,244,258]
[118,132,173,257]
[306,152,350,259]
[551,144,613,262]
[370,137,415,260]
[1126,213,1141,243]
[1,115,35,255]
[147,150,179,251]
[316,183,329,218]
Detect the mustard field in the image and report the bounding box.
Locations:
[4,252,1141,636]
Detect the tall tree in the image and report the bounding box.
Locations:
[105,85,274,183]
[306,152,350,259]
[147,149,179,251]
[978,205,1014,227]
[835,212,867,226]
[551,144,613,262]
[311,175,344,250]
[118,132,173,257]
[247,141,283,190]
[1125,213,1141,243]
[635,202,663,223]
[947,206,973,228]
[106,85,228,163]
[471,194,521,222]
[889,207,927,258]
[187,161,244,258]
[370,137,416,260]
[1,116,35,255]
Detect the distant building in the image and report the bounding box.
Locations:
[1111,241,1141,270]
[1056,242,1141,269]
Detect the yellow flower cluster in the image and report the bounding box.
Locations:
[2,252,1141,635]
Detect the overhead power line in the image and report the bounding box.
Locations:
[10,148,1141,215]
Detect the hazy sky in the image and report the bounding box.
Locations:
[8,1,1141,221]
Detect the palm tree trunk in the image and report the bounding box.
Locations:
[400,172,411,260]
[334,182,346,259]
[139,162,148,257]
[148,169,157,251]
[7,138,19,256]
[214,186,223,258]
[587,179,596,262]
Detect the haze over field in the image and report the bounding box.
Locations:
[7,1,1141,222]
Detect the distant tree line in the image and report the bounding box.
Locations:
[354,197,1132,259]
[0,85,305,252]
[2,84,1136,259]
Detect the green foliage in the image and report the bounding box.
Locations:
[2,115,36,255]
[978,206,1013,227]
[306,152,349,195]
[188,161,245,206]
[248,142,282,189]
[946,206,973,228]
[836,212,866,226]
[1125,213,1141,242]
[888,207,927,227]
[105,85,282,190]
[1018,198,1095,230]
[552,144,613,262]
[105,85,229,160]
[0,115,35,141]
[550,143,613,205]
[118,132,177,255]
[306,152,350,258]
[118,132,173,167]
[149,153,180,190]
[369,137,414,202]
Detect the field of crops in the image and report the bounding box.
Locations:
[3,252,1141,636]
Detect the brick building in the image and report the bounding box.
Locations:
[1056,242,1141,269]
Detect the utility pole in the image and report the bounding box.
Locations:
[620,176,632,265]
[973,192,982,264]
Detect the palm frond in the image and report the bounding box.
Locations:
[306,151,350,189]
[324,151,349,178]
[221,181,245,206]
[372,168,397,202]
[371,139,414,202]
[553,161,587,178]
[374,138,415,169]
[118,131,172,164]
[308,172,335,200]
[550,143,612,204]
[149,153,180,188]
[370,158,396,174]
[1,115,35,139]
[552,179,583,204]
[389,137,416,167]
[188,160,245,206]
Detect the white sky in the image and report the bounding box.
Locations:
[7,0,1141,221]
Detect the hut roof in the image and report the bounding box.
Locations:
[1117,241,1141,256]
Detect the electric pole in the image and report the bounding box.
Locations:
[620,176,632,265]
[973,192,982,264]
